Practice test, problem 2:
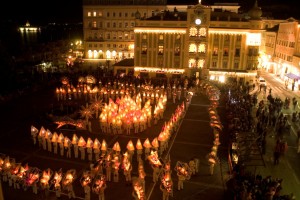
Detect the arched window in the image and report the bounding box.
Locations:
[198,44,206,53]
[199,28,206,37]
[189,58,196,68]
[189,44,197,53]
[198,59,205,68]
[189,27,197,36]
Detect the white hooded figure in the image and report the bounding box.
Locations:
[79,146,86,160]
[31,125,38,145]
[59,142,64,156]
[53,141,58,154]
[42,136,47,150]
[84,184,91,200]
[74,143,79,158]
[87,147,93,161]
[47,138,52,152]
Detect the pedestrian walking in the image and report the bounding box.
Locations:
[274,140,281,165]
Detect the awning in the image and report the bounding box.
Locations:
[285,73,300,80]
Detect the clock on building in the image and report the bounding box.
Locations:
[195,18,201,25]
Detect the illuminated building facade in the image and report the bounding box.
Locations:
[82,0,167,66]
[83,0,286,81]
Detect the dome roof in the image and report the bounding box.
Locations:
[248,0,262,20]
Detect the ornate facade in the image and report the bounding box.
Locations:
[83,0,285,82]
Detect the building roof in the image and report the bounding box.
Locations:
[113,58,134,67]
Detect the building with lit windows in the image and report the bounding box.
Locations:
[83,0,285,82]
[82,0,167,67]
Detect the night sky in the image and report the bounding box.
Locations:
[0,0,299,25]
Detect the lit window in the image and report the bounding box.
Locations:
[199,28,206,37]
[198,44,206,53]
[142,44,147,54]
[159,35,164,40]
[175,46,180,55]
[158,45,164,55]
[93,12,97,17]
[88,12,91,17]
[223,48,229,56]
[93,21,97,28]
[189,27,197,36]
[99,11,102,17]
[189,59,196,68]
[198,59,204,68]
[213,47,218,55]
[142,34,147,40]
[176,35,181,40]
[189,44,197,53]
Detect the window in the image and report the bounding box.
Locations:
[189,44,197,53]
[236,35,241,41]
[106,22,110,28]
[224,34,230,41]
[119,22,122,28]
[223,61,227,68]
[223,48,229,56]
[88,12,91,17]
[94,44,97,47]
[93,21,97,28]
[159,35,164,40]
[212,61,217,68]
[93,12,97,17]
[113,22,116,28]
[234,62,239,69]
[142,44,147,54]
[199,28,206,37]
[189,27,197,36]
[189,59,196,68]
[198,44,206,53]
[214,34,219,40]
[88,22,92,28]
[142,34,147,40]
[235,48,240,57]
[213,47,218,55]
[158,45,164,55]
[124,33,129,40]
[125,22,128,28]
[99,11,103,17]
[131,22,135,27]
[118,33,123,40]
[175,46,180,56]
[125,13,128,17]
[107,12,110,17]
[113,12,116,17]
[119,12,122,17]
[176,35,181,40]
[106,33,111,40]
[99,22,103,28]
[198,59,205,68]
[113,33,117,39]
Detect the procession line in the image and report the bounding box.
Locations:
[146,110,186,200]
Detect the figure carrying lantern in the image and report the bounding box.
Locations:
[62,169,77,199]
[174,161,191,191]
[132,177,146,200]
[92,174,107,200]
